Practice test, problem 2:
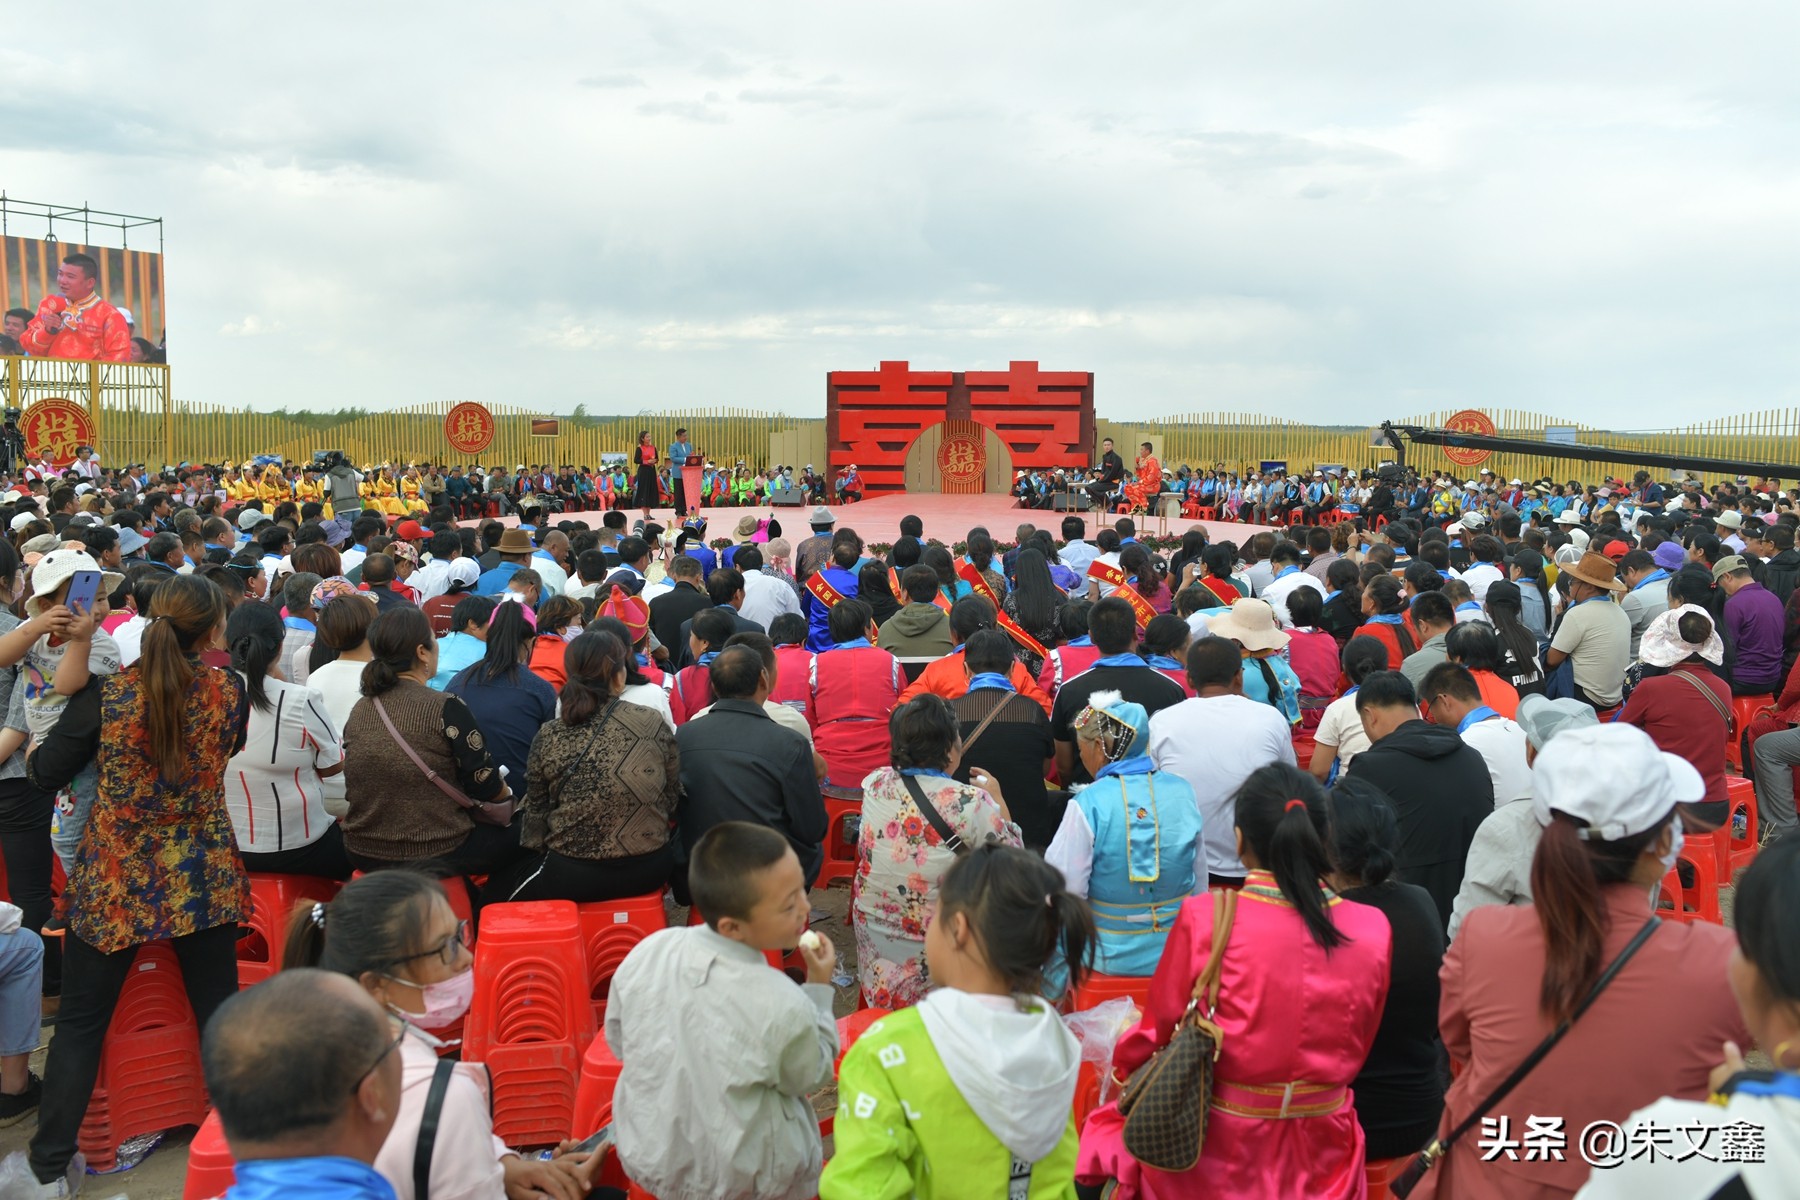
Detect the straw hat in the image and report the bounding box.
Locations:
[1203,598,1291,653]
[1561,550,1624,592]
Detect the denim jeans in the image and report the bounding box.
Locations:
[48,764,100,877]
[0,928,43,1057]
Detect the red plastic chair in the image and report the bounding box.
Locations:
[465,900,596,1146]
[570,1035,622,1138]
[1725,775,1761,881]
[77,943,210,1172]
[575,892,668,1025]
[820,1008,892,1137]
[816,785,862,890]
[182,1109,236,1200]
[1658,843,1722,924]
[1193,506,1218,522]
[1066,971,1152,1013]
[237,873,341,989]
[1366,1155,1409,1200]
[1727,694,1775,773]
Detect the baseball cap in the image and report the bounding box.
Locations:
[1514,695,1598,752]
[238,509,273,531]
[447,559,481,590]
[1600,540,1631,562]
[1532,724,1701,841]
[1712,555,1749,581]
[7,513,35,534]
[395,520,428,542]
[1461,512,1490,530]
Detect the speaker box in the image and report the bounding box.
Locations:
[1052,492,1090,512]
[770,489,806,507]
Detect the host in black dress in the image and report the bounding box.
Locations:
[632,430,660,518]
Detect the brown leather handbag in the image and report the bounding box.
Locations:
[1115,887,1238,1172]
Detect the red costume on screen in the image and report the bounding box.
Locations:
[20,294,132,363]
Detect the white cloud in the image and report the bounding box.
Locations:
[2,0,1795,424]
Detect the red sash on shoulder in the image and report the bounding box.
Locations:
[1115,582,1159,631]
[1087,559,1127,589]
[805,571,848,610]
[957,560,1000,609]
[1198,577,1239,608]
[995,611,1050,661]
[893,566,952,613]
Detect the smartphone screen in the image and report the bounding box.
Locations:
[63,570,102,616]
[572,1124,611,1156]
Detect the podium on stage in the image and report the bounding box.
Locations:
[681,454,705,518]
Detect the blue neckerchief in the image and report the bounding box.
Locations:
[1069,635,1093,647]
[1573,594,1614,609]
[228,1157,397,1200]
[696,651,719,667]
[282,615,315,632]
[967,672,1015,692]
[1439,570,1455,580]
[634,653,651,667]
[1094,652,1146,668]
[1120,537,1137,545]
[1731,1070,1800,1101]
[1456,601,1482,614]
[1094,755,1154,780]
[899,767,953,780]
[1632,568,1670,591]
[1273,565,1299,580]
[1457,705,1501,734]
[831,637,873,650]
[1367,613,1405,626]
[1324,590,1342,605]
[1147,654,1183,670]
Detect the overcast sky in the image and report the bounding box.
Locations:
[7,1,1796,424]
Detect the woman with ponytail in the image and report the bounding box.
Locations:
[1416,724,1747,1200]
[1076,763,1391,1200]
[23,574,253,1191]
[223,600,351,879]
[284,870,604,1200]
[822,844,1093,1200]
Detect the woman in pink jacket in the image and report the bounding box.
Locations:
[1076,763,1392,1199]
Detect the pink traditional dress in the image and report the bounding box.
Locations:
[1077,872,1392,1199]
[1122,455,1161,511]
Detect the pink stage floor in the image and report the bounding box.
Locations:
[478,492,1277,545]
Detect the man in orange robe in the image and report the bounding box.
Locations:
[19,253,132,363]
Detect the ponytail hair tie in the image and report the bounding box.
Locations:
[1284,798,1307,813]
[309,901,328,929]
[1045,893,1055,908]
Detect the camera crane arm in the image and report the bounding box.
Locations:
[1379,421,1800,483]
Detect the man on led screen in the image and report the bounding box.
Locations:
[19,253,133,363]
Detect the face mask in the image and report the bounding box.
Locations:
[1656,813,1685,875]
[384,965,474,1027]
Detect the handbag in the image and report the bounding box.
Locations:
[1391,917,1662,1197]
[372,696,515,827]
[1115,887,1238,1172]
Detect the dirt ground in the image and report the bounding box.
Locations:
[0,884,862,1199]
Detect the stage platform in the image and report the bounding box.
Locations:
[469,492,1278,546]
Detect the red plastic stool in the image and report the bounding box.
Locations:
[465,900,596,1146]
[77,943,210,1172]
[819,1008,892,1137]
[1725,775,1761,881]
[182,1109,237,1200]
[1727,694,1775,773]
[1366,1155,1409,1200]
[1072,1060,1103,1127]
[1066,971,1152,1013]
[237,873,341,988]
[570,1036,622,1138]
[1193,506,1218,522]
[1658,843,1722,924]
[576,892,668,1025]
[817,786,862,889]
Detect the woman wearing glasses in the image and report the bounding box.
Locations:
[286,870,603,1200]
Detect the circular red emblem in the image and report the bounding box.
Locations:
[444,403,496,455]
[20,399,97,468]
[1442,409,1497,467]
[937,429,986,486]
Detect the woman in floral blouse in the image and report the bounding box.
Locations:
[851,695,1020,1010]
[25,574,249,1190]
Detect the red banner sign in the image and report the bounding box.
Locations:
[20,399,96,467]
[444,402,496,455]
[1442,409,1497,468]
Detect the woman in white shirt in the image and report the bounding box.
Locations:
[286,869,599,1200]
[300,578,378,734]
[224,600,351,879]
[1308,635,1387,783]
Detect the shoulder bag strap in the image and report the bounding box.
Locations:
[1394,917,1662,1196]
[960,692,1013,756]
[901,773,967,855]
[412,1057,456,1200]
[554,699,620,797]
[1189,888,1238,1013]
[1672,669,1732,724]
[372,695,477,811]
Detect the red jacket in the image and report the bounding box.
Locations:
[900,650,1054,716]
[810,644,901,788]
[20,294,132,363]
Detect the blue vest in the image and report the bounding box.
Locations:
[1078,759,1204,976]
[803,567,861,651]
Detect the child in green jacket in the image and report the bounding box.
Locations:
[822,845,1096,1200]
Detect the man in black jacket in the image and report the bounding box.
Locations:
[1346,670,1495,931]
[649,554,710,652]
[1752,522,1800,609]
[676,646,827,887]
[1085,438,1125,508]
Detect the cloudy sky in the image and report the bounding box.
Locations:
[6,1,1796,424]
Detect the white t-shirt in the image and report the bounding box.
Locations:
[305,658,366,735]
[1460,562,1505,602]
[224,676,344,853]
[1087,552,1122,599]
[1261,568,1328,628]
[1149,694,1296,879]
[1314,692,1372,768]
[620,681,675,731]
[1459,714,1532,806]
